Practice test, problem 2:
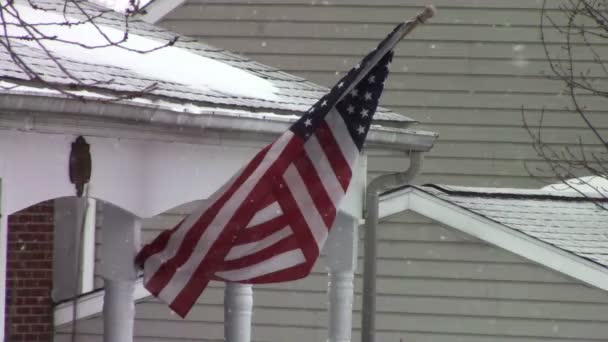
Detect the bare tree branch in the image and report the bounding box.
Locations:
[523,0,608,207]
[0,0,177,101]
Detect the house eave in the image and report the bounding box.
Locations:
[137,0,187,24]
[380,186,608,294]
[0,91,437,151]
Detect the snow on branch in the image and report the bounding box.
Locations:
[523,0,608,207]
[0,0,177,100]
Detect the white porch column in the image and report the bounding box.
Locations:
[325,154,365,342]
[326,213,359,342]
[224,282,253,342]
[100,204,141,342]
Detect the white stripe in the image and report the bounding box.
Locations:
[247,201,282,228]
[325,108,359,167]
[143,170,241,287]
[158,131,295,304]
[283,164,328,249]
[304,136,345,205]
[215,249,306,281]
[225,226,293,261]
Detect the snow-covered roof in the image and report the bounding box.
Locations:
[398,184,608,267]
[379,184,608,294]
[542,175,608,196]
[0,0,415,126]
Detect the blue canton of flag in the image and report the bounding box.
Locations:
[290,51,393,151]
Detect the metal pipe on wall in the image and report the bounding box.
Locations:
[361,151,424,342]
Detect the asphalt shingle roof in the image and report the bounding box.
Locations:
[416,184,608,268]
[0,0,414,125]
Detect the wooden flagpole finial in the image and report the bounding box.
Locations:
[416,5,437,23]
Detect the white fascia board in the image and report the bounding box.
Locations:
[378,188,608,294]
[378,187,412,219]
[54,279,150,327]
[139,0,187,24]
[0,92,436,152]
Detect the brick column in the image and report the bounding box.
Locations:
[5,201,54,342]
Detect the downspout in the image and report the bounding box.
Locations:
[361,150,424,342]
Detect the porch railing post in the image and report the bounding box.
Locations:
[224,282,253,342]
[326,213,359,342]
[100,204,141,342]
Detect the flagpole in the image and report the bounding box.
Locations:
[335,5,436,105]
[358,6,436,342]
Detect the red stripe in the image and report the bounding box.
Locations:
[218,235,299,271]
[135,217,185,267]
[145,144,272,296]
[169,136,305,316]
[293,154,336,228]
[234,215,288,244]
[314,120,352,191]
[274,177,319,263]
[167,181,273,316]
[169,276,210,318]
[256,192,278,211]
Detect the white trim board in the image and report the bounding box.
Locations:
[380,186,608,294]
[54,279,149,327]
[54,185,608,326]
[139,0,187,23]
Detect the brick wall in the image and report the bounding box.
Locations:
[5,201,54,342]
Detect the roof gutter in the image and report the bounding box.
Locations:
[0,91,437,151]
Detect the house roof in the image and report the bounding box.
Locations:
[380,184,608,294]
[418,184,608,267]
[0,0,415,126]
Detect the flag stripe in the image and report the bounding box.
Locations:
[283,164,329,250]
[142,146,270,296]
[225,225,293,261]
[234,214,288,244]
[148,132,291,300]
[135,217,184,268]
[304,136,345,206]
[241,261,313,284]
[215,248,306,282]
[274,178,320,263]
[220,234,299,272]
[168,277,211,317]
[165,134,304,315]
[314,120,352,191]
[293,154,336,228]
[325,109,360,168]
[247,201,282,228]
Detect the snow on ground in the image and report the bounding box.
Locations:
[4,4,279,101]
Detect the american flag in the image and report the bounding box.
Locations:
[135,24,401,318]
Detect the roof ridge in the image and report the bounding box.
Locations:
[423,184,608,203]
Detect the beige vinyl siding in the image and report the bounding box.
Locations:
[58,209,608,341]
[158,0,608,187]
